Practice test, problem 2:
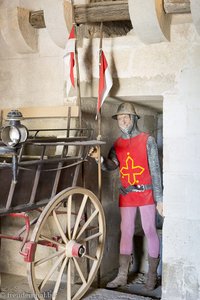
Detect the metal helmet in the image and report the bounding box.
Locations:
[112,102,140,119]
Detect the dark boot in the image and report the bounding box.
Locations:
[145,255,160,290]
[106,254,131,289]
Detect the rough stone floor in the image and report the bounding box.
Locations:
[83,288,153,300]
[116,272,161,299]
[0,272,161,300]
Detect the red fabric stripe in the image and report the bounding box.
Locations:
[70,52,75,87]
[69,25,75,39]
[97,51,107,112]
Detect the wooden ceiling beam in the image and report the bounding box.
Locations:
[164,0,190,14]
[29,0,191,29]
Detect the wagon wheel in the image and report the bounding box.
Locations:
[27,187,106,300]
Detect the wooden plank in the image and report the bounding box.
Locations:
[164,0,190,14]
[30,2,129,28]
[29,0,191,29]
[2,105,79,120]
[74,1,129,24]
[29,146,46,205]
[29,10,46,29]
[51,106,71,198]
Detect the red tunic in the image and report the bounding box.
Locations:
[114,132,154,207]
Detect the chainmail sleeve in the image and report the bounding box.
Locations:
[101,145,119,171]
[147,136,163,203]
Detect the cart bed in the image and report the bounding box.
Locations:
[0,105,104,215]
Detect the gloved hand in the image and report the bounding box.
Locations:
[156,202,163,217]
[88,146,98,159]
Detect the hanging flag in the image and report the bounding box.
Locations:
[64,25,76,97]
[97,50,113,113]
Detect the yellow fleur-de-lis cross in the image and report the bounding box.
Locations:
[120,152,144,185]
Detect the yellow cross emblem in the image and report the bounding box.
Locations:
[120,152,145,185]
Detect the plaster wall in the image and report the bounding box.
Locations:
[162,69,200,299]
[0,5,200,299]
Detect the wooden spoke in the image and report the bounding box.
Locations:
[35,250,65,267]
[39,235,65,249]
[76,209,98,240]
[67,195,72,240]
[67,259,72,300]
[72,194,88,240]
[39,253,65,290]
[53,210,68,244]
[52,257,68,300]
[72,257,86,285]
[80,232,102,243]
[84,254,98,262]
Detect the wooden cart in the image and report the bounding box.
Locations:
[0,105,106,300]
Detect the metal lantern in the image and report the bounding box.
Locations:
[1,110,28,147]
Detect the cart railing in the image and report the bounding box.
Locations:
[0,105,99,215]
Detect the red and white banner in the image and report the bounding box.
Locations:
[64,26,76,97]
[97,50,113,113]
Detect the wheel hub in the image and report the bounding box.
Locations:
[65,240,86,257]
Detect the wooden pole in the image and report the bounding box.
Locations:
[97,19,104,290]
[71,0,82,127]
[97,22,103,141]
[29,0,191,29]
[97,23,103,209]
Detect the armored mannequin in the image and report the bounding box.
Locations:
[89,102,163,290]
